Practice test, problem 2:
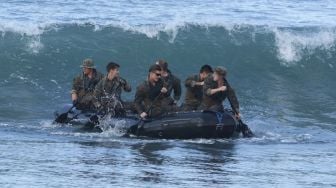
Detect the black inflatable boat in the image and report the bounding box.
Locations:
[54,105,242,139]
[129,111,240,139]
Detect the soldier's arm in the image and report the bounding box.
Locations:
[173,76,182,101]
[71,76,81,94]
[93,80,103,101]
[124,82,132,92]
[120,77,132,92]
[185,76,195,88]
[71,76,81,101]
[204,76,217,96]
[160,78,169,94]
[134,85,146,114]
[225,80,240,114]
[185,75,202,88]
[204,76,227,96]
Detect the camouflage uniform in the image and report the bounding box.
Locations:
[71,70,104,110]
[200,74,239,113]
[161,70,182,106]
[94,76,131,102]
[134,79,174,118]
[94,76,131,116]
[183,74,203,111]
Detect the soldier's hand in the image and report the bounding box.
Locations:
[235,113,241,120]
[198,81,204,86]
[119,78,127,86]
[219,86,227,91]
[140,112,148,119]
[161,87,168,93]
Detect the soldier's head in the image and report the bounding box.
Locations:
[148,64,162,82]
[106,62,120,79]
[156,59,168,77]
[213,66,227,82]
[81,58,96,75]
[199,64,213,81]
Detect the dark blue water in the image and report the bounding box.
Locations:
[1,1,336,187]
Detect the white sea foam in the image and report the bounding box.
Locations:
[97,117,129,137]
[3,21,335,66]
[274,28,336,65]
[0,123,10,127]
[40,120,58,129]
[9,73,44,90]
[27,37,44,54]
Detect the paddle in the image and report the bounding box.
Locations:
[54,103,76,123]
[129,92,163,135]
[237,118,254,138]
[55,91,94,124]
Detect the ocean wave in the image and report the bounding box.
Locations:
[1,22,335,133]
[1,23,335,64]
[1,0,336,35]
[273,27,336,64]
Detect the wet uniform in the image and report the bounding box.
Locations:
[94,76,131,102]
[201,74,239,113]
[71,70,104,110]
[94,76,131,116]
[161,70,181,107]
[134,79,174,118]
[183,74,204,111]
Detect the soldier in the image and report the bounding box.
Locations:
[156,60,181,108]
[94,62,131,116]
[201,66,240,119]
[183,64,213,111]
[71,58,104,111]
[134,64,171,119]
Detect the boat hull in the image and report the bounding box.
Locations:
[54,106,240,139]
[131,111,239,139]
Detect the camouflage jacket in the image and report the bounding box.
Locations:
[161,70,182,102]
[201,74,239,113]
[94,76,131,102]
[71,70,104,100]
[184,74,203,108]
[134,79,167,117]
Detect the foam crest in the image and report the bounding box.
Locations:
[27,37,44,54]
[1,21,335,66]
[274,28,336,65]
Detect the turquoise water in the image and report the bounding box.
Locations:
[0,1,336,187]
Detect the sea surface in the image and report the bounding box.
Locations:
[0,0,336,187]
